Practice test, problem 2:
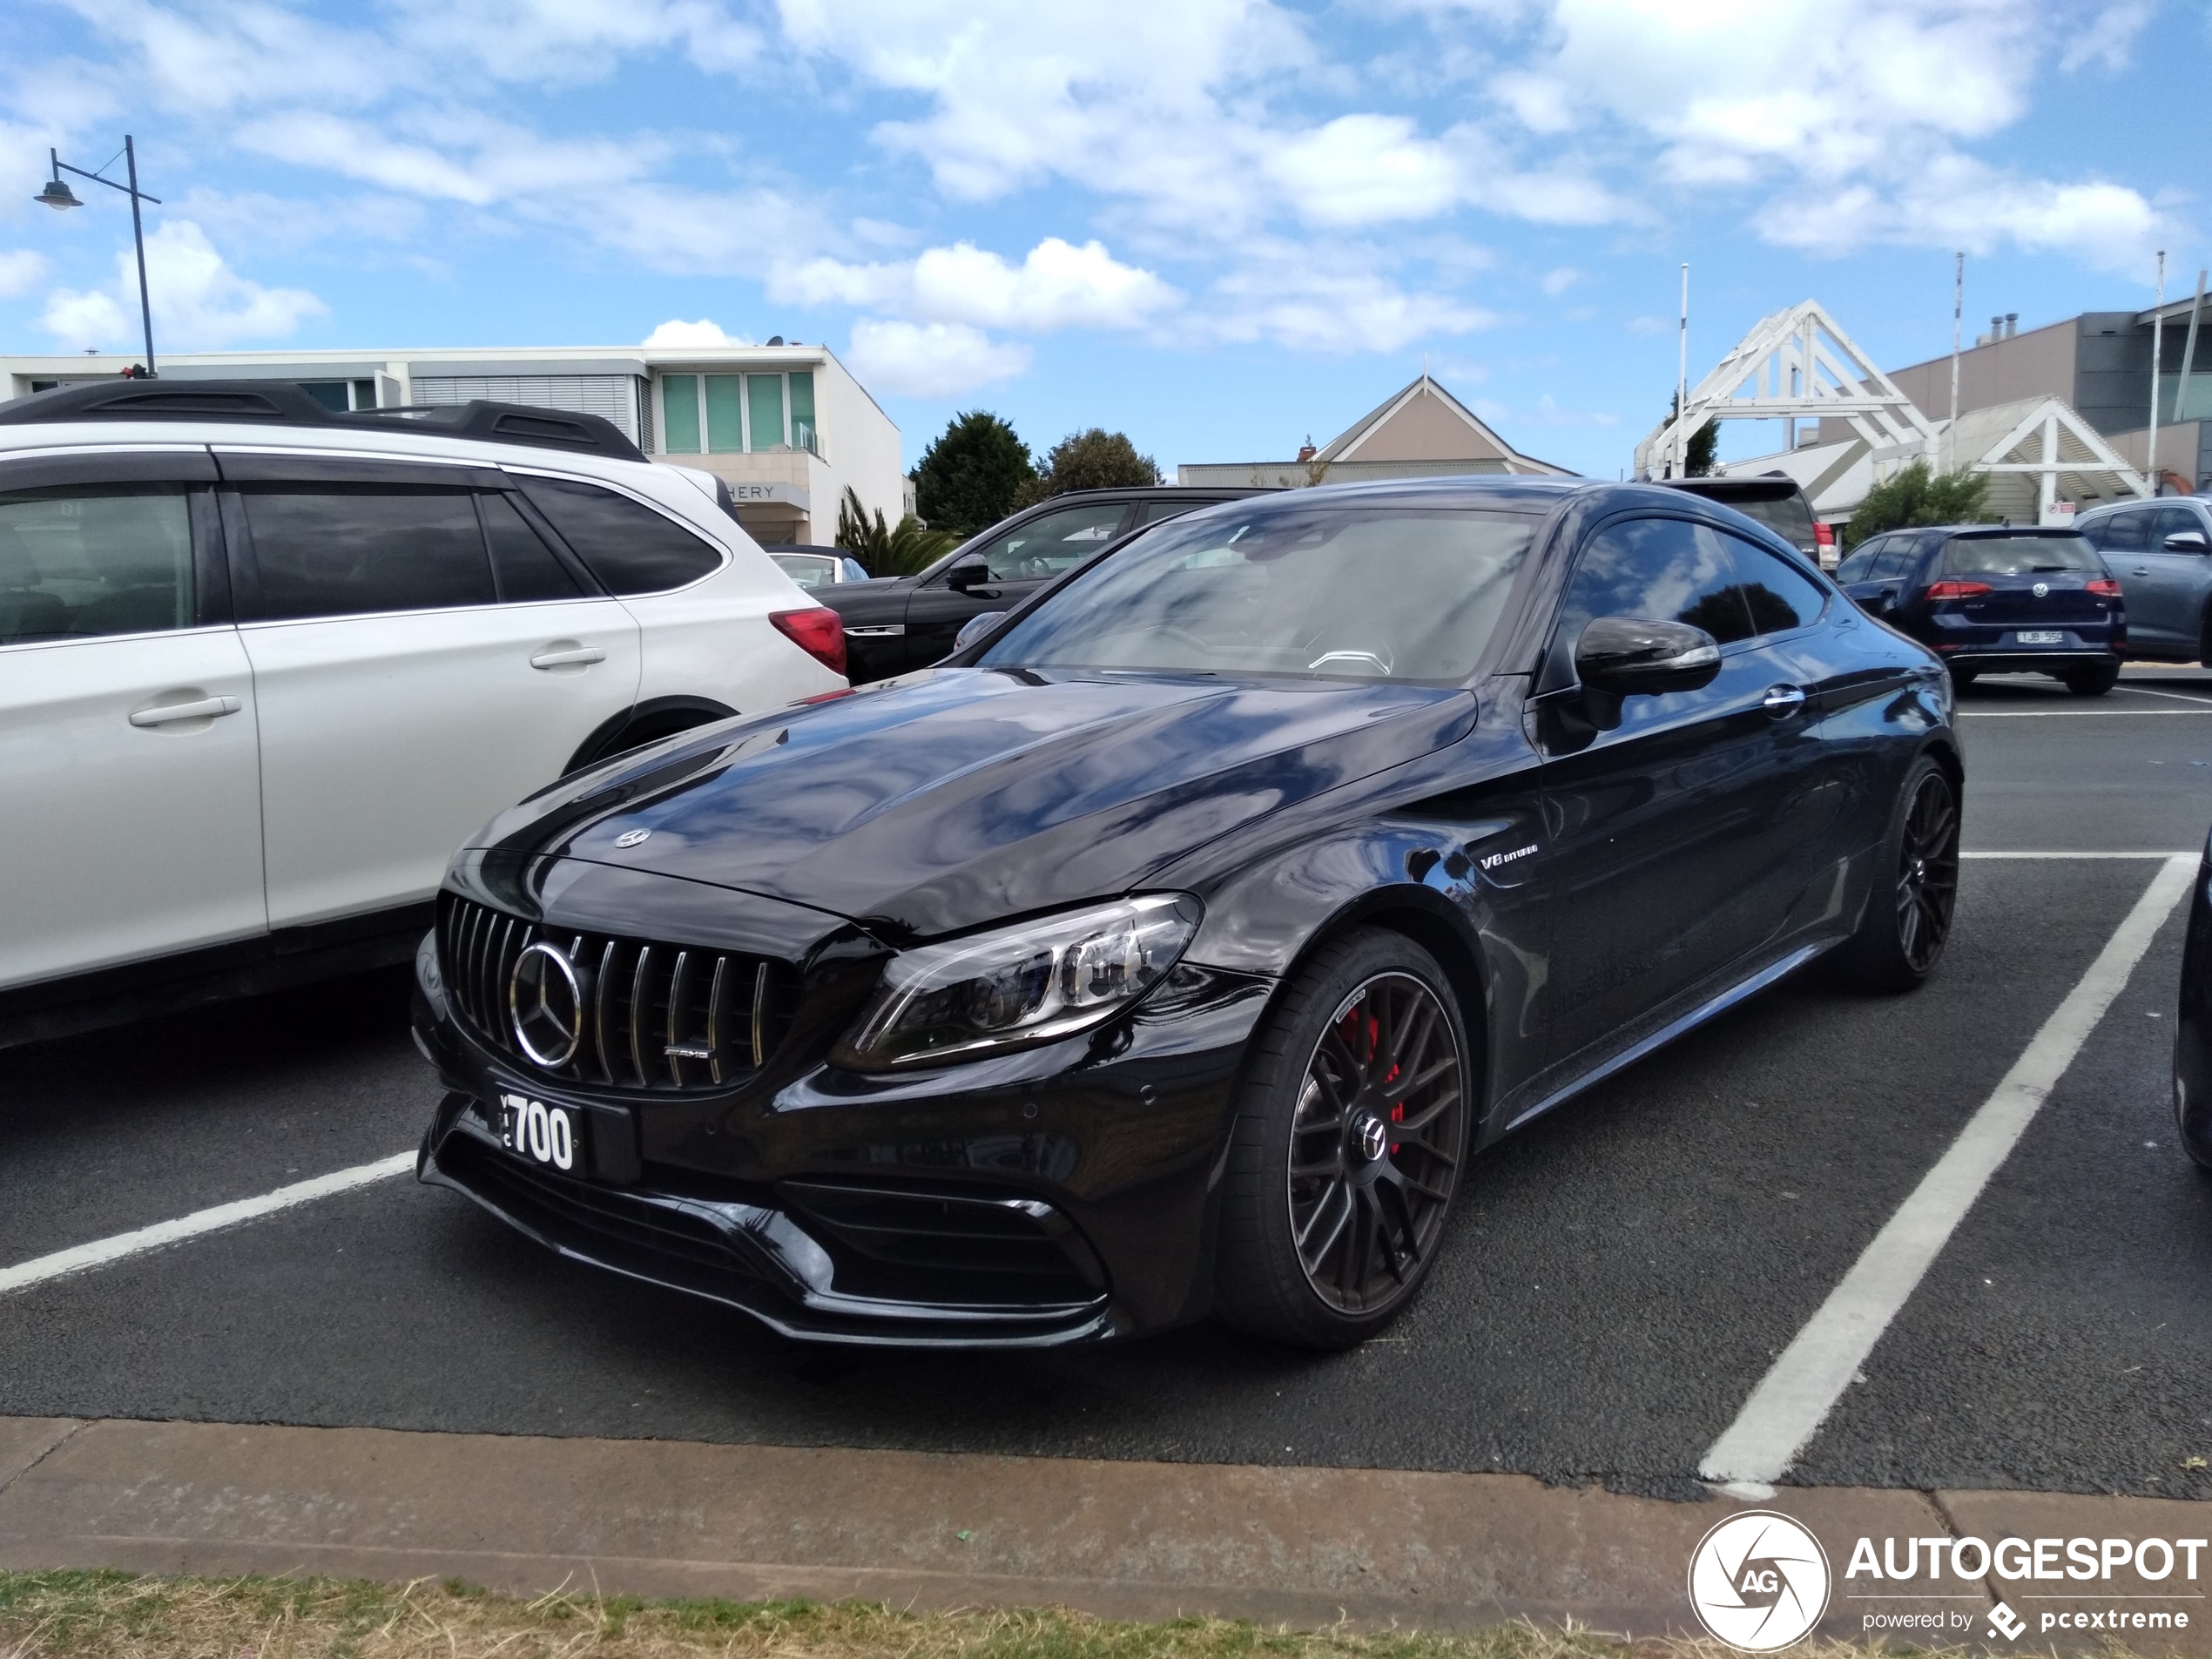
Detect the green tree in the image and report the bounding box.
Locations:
[1662,393,1717,477]
[912,412,1035,536]
[1014,427,1163,507]
[1841,462,1995,549]
[834,487,957,578]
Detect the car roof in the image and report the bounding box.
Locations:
[1656,474,1807,503]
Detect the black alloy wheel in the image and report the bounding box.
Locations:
[1216,929,1472,1347]
[1836,755,1959,993]
[2063,664,2120,696]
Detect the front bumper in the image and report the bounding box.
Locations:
[413,927,1276,1347]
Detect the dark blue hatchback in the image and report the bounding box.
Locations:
[1834,524,2125,694]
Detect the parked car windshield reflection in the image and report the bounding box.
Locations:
[976,506,1537,683]
[1941,534,2101,576]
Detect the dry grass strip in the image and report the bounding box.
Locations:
[0,1570,2156,1659]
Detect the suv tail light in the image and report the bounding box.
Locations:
[2087,577,2122,597]
[771,607,848,675]
[1925,580,1992,600]
[1813,521,1835,550]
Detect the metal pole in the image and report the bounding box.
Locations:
[125,136,155,377]
[2174,267,2206,426]
[2148,250,2164,493]
[1948,253,1963,473]
[1675,263,1689,479]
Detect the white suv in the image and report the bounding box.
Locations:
[0,379,847,1043]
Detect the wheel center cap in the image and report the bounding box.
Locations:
[1912,858,1926,884]
[1352,1113,1390,1163]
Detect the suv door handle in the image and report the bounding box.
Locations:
[1762,684,1808,716]
[2131,567,2151,576]
[129,695,242,727]
[530,646,607,669]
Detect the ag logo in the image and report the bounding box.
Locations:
[1688,1510,1831,1651]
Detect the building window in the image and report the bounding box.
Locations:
[790,371,817,456]
[747,374,785,451]
[661,374,701,453]
[705,374,744,453]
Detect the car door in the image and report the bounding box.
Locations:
[904,498,1135,667]
[1528,513,1835,1065]
[2140,507,2212,656]
[221,455,642,928]
[2086,507,2180,650]
[0,454,266,988]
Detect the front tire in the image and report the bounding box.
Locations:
[1215,929,1472,1349]
[2062,664,2119,696]
[1834,756,1960,994]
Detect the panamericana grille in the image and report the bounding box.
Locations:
[439,894,794,1093]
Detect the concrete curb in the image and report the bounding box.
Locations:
[0,1416,2203,1649]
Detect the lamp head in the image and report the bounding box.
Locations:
[36,177,82,210]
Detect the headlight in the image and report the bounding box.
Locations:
[832,894,1203,1071]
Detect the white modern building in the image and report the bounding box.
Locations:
[0,343,906,545]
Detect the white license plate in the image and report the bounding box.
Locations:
[499,1091,581,1171]
[2015,631,2064,645]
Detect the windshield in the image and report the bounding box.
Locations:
[1727,494,1816,551]
[976,504,1537,683]
[772,552,838,589]
[1940,535,2101,576]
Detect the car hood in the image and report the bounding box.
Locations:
[470,668,1479,940]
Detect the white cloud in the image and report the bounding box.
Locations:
[1210,252,1495,353]
[644,318,752,347]
[40,219,324,349]
[1541,266,1581,296]
[0,250,51,299]
[2059,2,2153,72]
[1264,115,1463,227]
[772,238,1179,333]
[845,319,1032,396]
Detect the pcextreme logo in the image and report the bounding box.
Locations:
[1689,1511,1832,1651]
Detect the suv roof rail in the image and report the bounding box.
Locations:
[0,379,647,462]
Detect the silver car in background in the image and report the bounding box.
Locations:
[2077,497,2212,662]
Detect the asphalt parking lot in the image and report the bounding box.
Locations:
[4,670,2210,1505]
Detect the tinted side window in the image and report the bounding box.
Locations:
[968,502,1130,581]
[481,493,583,601]
[1870,543,1914,581]
[1127,498,1203,530]
[1834,541,1882,583]
[0,483,194,645]
[1551,516,1754,682]
[2092,510,2152,553]
[517,476,722,595]
[1722,533,1827,635]
[243,486,492,620]
[2155,506,2207,549]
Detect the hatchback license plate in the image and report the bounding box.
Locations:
[2015,630,2064,645]
[499,1091,582,1171]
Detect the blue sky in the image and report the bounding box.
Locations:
[1,0,2201,479]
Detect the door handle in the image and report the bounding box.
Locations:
[129,695,242,727]
[1762,684,1808,716]
[2132,567,2151,577]
[529,646,607,669]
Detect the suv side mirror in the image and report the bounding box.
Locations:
[2163,530,2210,554]
[945,556,990,591]
[953,611,1005,652]
[1574,616,1722,730]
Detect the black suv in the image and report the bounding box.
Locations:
[822,487,1268,681]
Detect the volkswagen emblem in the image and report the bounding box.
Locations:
[2033,581,2049,598]
[509,941,587,1069]
[613,827,651,848]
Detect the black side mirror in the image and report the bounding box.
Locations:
[1574,616,1722,730]
[2163,530,2210,554]
[945,556,990,591]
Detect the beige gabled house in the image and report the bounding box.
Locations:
[1177,374,1575,488]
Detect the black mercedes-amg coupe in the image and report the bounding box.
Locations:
[413,477,1963,1349]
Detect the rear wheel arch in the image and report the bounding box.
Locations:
[563,695,737,775]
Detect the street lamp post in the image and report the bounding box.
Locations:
[36,135,162,378]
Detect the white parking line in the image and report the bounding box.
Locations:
[1962,850,2193,859]
[1699,852,2195,1486]
[2121,685,2212,707]
[0,1152,415,1296]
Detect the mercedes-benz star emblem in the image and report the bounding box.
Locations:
[1355,1113,1390,1163]
[613,827,651,848]
[509,941,586,1068]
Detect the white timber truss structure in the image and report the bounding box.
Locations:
[1635,299,2151,522]
[1635,300,1936,482]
